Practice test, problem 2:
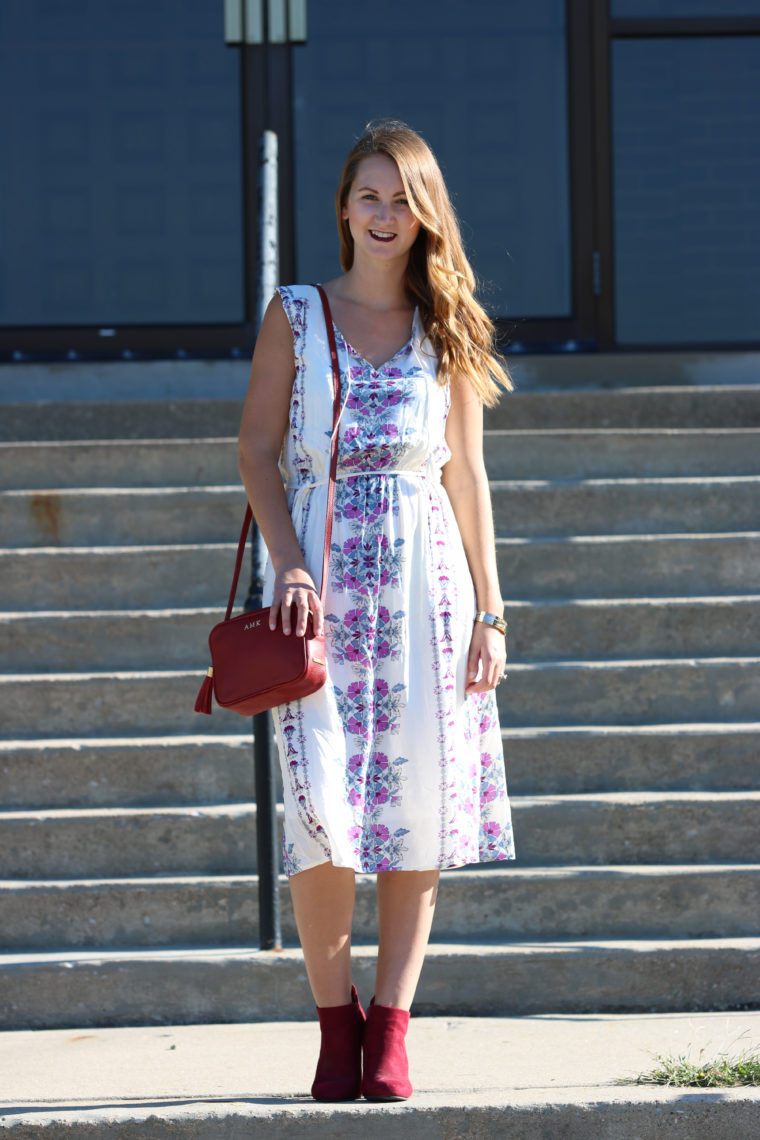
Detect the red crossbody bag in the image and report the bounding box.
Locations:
[194,283,341,717]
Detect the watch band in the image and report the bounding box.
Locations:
[474,611,508,635]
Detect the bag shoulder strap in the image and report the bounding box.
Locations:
[224,284,341,621]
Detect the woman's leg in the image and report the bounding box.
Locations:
[288,861,357,1006]
[290,862,364,1101]
[362,869,440,1101]
[374,869,440,1008]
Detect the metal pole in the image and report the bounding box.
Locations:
[256,130,279,329]
[249,127,282,952]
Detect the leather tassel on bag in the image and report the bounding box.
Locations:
[194,668,214,715]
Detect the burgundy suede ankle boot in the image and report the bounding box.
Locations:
[361,996,413,1101]
[311,984,366,1101]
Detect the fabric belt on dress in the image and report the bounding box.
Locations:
[286,467,440,493]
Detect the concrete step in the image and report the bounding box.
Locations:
[0,399,244,443]
[0,439,239,491]
[0,608,215,672]
[511,791,760,866]
[497,532,760,600]
[2,793,757,879]
[4,532,759,612]
[3,723,755,813]
[3,477,759,547]
[4,596,759,673]
[0,487,247,548]
[2,656,758,739]
[0,804,261,879]
[3,429,759,493]
[1,937,758,1028]
[508,596,760,662]
[0,736,254,810]
[0,543,239,611]
[489,476,760,538]
[3,1016,760,1138]
[4,386,760,443]
[504,724,760,794]
[484,428,760,478]
[483,385,760,430]
[2,865,758,951]
[497,657,760,728]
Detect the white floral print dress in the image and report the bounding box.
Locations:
[262,284,515,876]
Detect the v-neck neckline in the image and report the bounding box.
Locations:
[319,287,418,373]
[332,315,417,373]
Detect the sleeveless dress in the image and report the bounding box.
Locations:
[262,284,515,876]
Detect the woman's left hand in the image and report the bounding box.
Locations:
[465,621,507,694]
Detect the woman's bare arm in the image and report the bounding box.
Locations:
[237,293,324,638]
[440,373,506,692]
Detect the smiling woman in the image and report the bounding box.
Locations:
[333,123,512,405]
[237,118,515,1105]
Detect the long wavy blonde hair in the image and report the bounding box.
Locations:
[335,119,513,405]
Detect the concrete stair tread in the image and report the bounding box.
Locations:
[4,653,759,677]
[0,438,239,492]
[7,474,760,493]
[4,597,760,670]
[3,864,757,949]
[485,428,760,477]
[0,802,257,821]
[5,428,760,494]
[499,529,760,543]
[2,936,758,1026]
[2,1090,758,1138]
[2,658,757,735]
[490,427,760,436]
[1,1013,759,1138]
[2,541,235,553]
[493,474,760,487]
[3,862,759,887]
[0,721,757,746]
[2,794,757,877]
[4,533,759,608]
[3,936,760,967]
[3,591,760,612]
[5,384,760,440]
[2,790,758,820]
[501,720,760,737]
[515,789,760,805]
[1,726,757,809]
[4,480,759,544]
[0,732,250,748]
[2,654,757,677]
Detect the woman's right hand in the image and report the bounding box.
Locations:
[270,566,324,638]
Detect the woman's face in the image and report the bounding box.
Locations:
[342,153,421,266]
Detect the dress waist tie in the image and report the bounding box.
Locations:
[286,466,441,494]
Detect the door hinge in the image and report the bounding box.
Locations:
[224,0,307,45]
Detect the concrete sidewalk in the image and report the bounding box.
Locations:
[1,1012,759,1137]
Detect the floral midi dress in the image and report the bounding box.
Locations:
[262,284,515,876]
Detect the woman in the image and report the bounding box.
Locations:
[238,119,515,1102]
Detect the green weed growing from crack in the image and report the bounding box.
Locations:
[627,1042,760,1088]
